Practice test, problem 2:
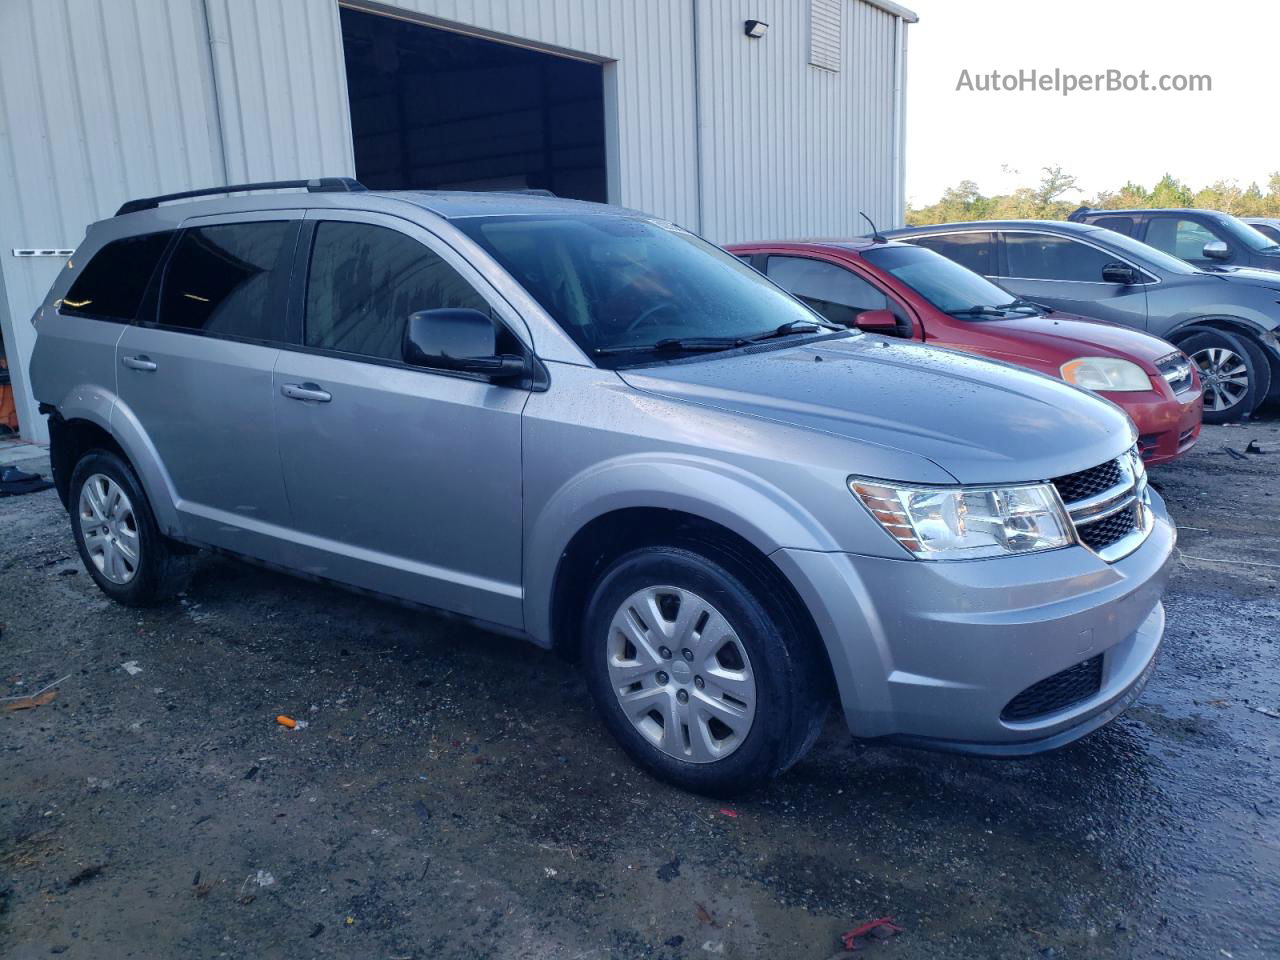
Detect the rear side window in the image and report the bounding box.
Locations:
[304,221,492,362]
[60,232,172,321]
[908,232,995,276]
[1004,233,1115,282]
[157,221,294,341]
[1252,222,1280,244]
[1091,216,1135,237]
[765,256,889,325]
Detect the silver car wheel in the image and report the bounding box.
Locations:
[1191,345,1250,412]
[605,585,757,764]
[78,473,140,585]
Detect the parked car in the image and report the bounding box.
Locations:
[31,180,1174,794]
[1243,217,1280,245]
[883,219,1280,422]
[728,239,1202,465]
[1069,206,1280,273]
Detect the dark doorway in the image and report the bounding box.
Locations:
[340,7,608,201]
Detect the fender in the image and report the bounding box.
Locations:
[523,451,844,647]
[1168,315,1280,359]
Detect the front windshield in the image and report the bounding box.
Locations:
[1219,214,1280,253]
[456,214,838,363]
[1087,227,1202,275]
[862,244,1029,317]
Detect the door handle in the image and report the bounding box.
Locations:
[281,382,332,403]
[121,355,158,372]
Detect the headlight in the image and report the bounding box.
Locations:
[849,479,1074,560]
[1060,356,1152,392]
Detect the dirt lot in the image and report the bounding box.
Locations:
[2,415,1278,960]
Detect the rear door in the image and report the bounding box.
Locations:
[994,230,1150,331]
[115,212,299,561]
[271,210,528,627]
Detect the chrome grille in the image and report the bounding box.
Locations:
[1156,352,1194,395]
[1052,446,1153,563]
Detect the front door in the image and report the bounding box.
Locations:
[115,213,300,562]
[995,231,1150,331]
[272,211,528,628]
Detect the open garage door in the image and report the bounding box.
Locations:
[340,7,608,202]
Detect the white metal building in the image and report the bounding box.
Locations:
[0,0,915,442]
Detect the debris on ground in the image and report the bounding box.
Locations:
[695,902,719,927]
[841,916,904,950]
[121,661,142,676]
[2,688,58,712]
[276,715,297,729]
[718,808,738,818]
[1224,446,1247,461]
[1252,706,1280,720]
[1246,440,1268,454]
[65,864,107,888]
[0,465,54,497]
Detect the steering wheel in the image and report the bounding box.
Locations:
[622,301,679,336]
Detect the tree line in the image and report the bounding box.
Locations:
[906,167,1280,225]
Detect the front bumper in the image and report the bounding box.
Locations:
[774,491,1175,753]
[1101,387,1202,466]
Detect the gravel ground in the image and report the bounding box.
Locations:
[2,414,1278,960]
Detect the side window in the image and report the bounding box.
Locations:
[1004,233,1115,282]
[765,256,891,326]
[60,232,173,321]
[1145,217,1218,261]
[908,233,995,276]
[305,221,494,363]
[157,221,294,341]
[1251,222,1280,244]
[1091,216,1135,237]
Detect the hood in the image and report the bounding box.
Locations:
[1208,265,1280,288]
[981,313,1177,366]
[619,336,1135,486]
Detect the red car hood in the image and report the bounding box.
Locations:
[967,313,1178,368]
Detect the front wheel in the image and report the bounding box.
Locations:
[580,545,829,796]
[1180,329,1268,423]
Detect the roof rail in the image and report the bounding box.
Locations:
[1067,205,1093,222]
[115,177,367,216]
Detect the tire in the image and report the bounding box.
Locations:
[1179,329,1267,424]
[68,450,186,606]
[580,545,830,796]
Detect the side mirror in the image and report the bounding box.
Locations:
[853,309,900,332]
[1101,262,1140,285]
[403,308,526,380]
[1202,240,1231,261]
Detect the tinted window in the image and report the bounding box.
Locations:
[1251,222,1280,244]
[305,221,493,362]
[766,256,888,325]
[1144,217,1218,261]
[1091,216,1135,237]
[61,232,172,321]
[908,232,996,276]
[158,222,293,340]
[455,215,831,364]
[1004,233,1115,282]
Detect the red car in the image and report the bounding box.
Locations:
[728,239,1202,465]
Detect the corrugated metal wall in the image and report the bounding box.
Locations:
[696,0,901,242]
[0,0,909,441]
[0,0,226,442]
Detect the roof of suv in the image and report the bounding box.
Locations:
[884,220,1106,236]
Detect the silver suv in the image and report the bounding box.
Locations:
[29,180,1175,794]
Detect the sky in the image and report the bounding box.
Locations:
[903,0,1280,206]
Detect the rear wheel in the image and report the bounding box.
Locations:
[69,450,186,606]
[1180,329,1267,423]
[580,545,829,796]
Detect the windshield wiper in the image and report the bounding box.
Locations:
[996,297,1046,314]
[593,336,748,356]
[948,305,1009,318]
[747,318,841,342]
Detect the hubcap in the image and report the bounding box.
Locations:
[1191,346,1249,412]
[605,586,757,764]
[78,474,140,584]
